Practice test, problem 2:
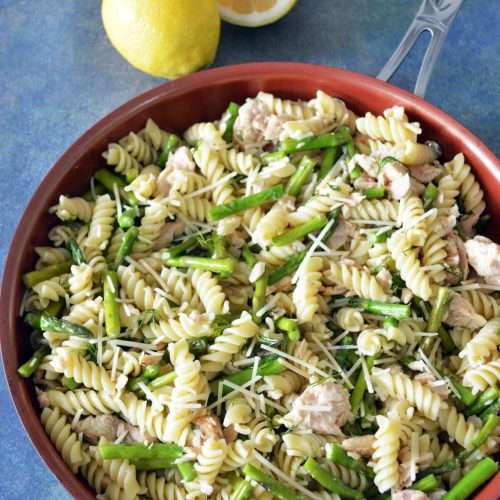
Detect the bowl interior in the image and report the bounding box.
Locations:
[1,63,499,499]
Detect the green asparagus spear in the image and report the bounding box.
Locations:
[412,474,439,493]
[325,443,374,479]
[25,312,43,330]
[17,346,50,378]
[423,182,438,210]
[367,228,392,245]
[103,271,121,337]
[319,147,340,180]
[66,238,86,265]
[62,376,80,390]
[303,458,363,499]
[268,249,307,285]
[143,364,161,380]
[286,156,316,196]
[22,261,72,288]
[243,464,300,500]
[229,479,253,500]
[272,217,328,246]
[276,317,301,342]
[83,181,107,201]
[447,375,477,406]
[363,186,385,199]
[208,185,284,221]
[222,102,240,143]
[118,207,138,229]
[241,243,257,267]
[280,127,351,154]
[427,287,452,332]
[158,134,180,167]
[94,169,137,206]
[212,356,285,396]
[466,387,500,415]
[98,442,183,469]
[161,235,199,261]
[345,141,357,160]
[349,164,362,180]
[350,356,375,416]
[442,457,499,500]
[479,397,500,421]
[40,314,93,338]
[114,226,139,269]
[148,371,177,391]
[127,364,162,392]
[261,150,287,164]
[164,255,235,275]
[177,461,197,481]
[252,268,268,323]
[347,298,410,320]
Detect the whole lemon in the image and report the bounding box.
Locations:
[102,0,221,79]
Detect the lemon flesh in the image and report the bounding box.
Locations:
[102,0,220,79]
[218,0,297,27]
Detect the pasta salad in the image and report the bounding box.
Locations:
[18,90,500,500]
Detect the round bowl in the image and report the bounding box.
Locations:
[1,62,499,499]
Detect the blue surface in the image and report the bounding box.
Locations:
[0,0,499,498]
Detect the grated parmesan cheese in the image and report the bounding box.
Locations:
[113,182,122,218]
[292,217,335,285]
[71,409,83,430]
[260,344,329,379]
[253,451,317,500]
[360,356,373,394]
[185,172,237,199]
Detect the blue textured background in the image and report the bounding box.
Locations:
[0,0,499,498]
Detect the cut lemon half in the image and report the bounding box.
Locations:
[218,0,297,27]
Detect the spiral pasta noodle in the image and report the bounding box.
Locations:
[293,256,323,323]
[356,106,421,143]
[139,118,170,151]
[343,199,398,222]
[336,307,364,332]
[388,230,433,300]
[201,312,259,379]
[51,348,116,394]
[463,359,500,394]
[165,339,208,445]
[52,195,94,222]
[257,91,314,119]
[84,194,116,251]
[373,368,443,420]
[41,406,89,473]
[103,143,141,178]
[41,389,120,416]
[189,268,228,316]
[309,90,356,129]
[372,415,401,493]
[462,290,500,320]
[459,319,500,366]
[119,131,157,166]
[327,261,388,301]
[445,153,486,215]
[399,195,428,247]
[138,471,187,500]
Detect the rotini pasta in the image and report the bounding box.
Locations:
[20,95,500,499]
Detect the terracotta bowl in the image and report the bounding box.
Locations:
[1,63,499,499]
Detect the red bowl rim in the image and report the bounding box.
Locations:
[1,62,499,498]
